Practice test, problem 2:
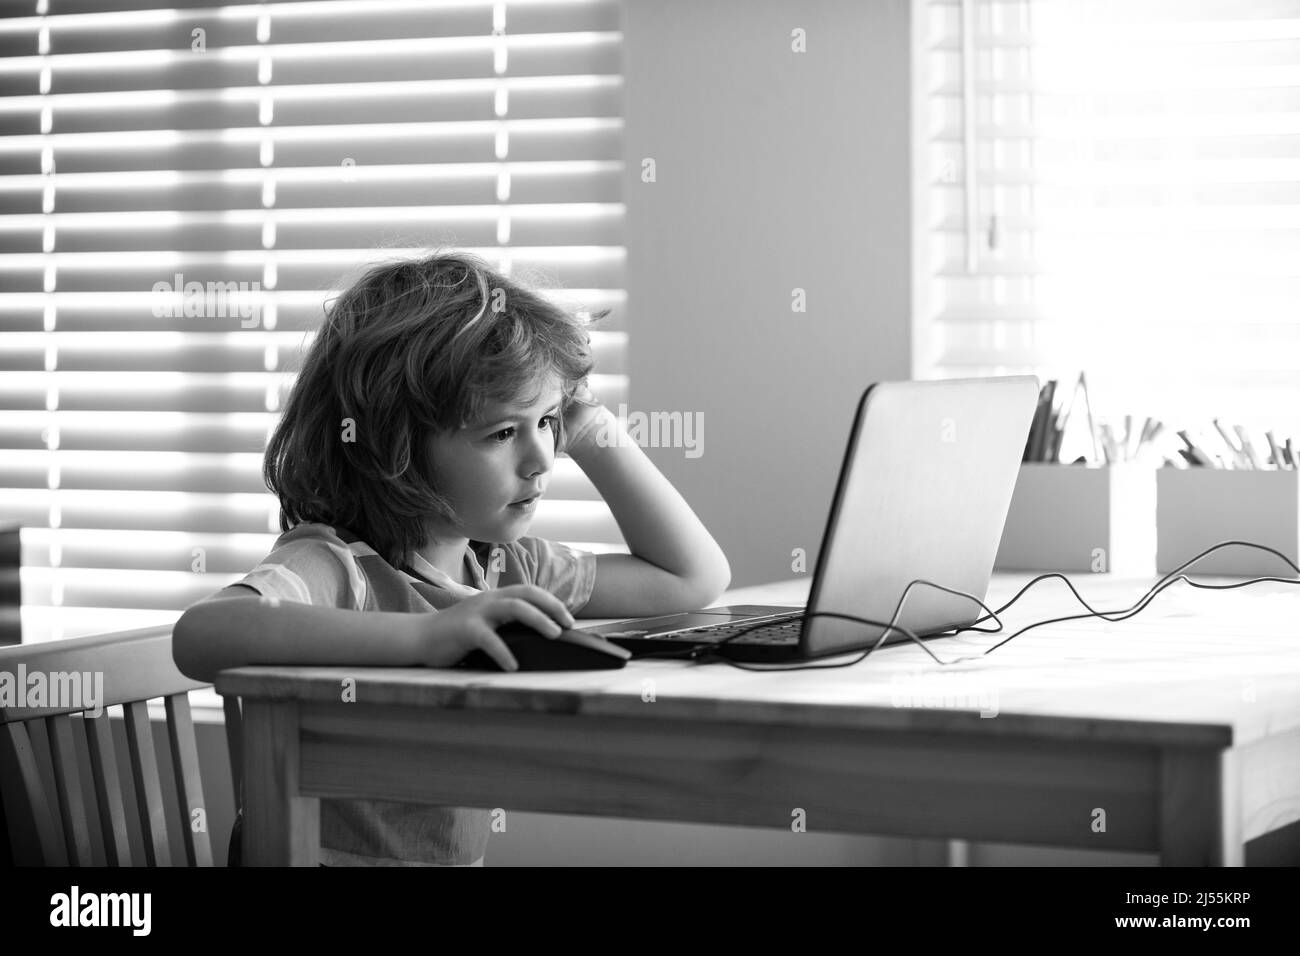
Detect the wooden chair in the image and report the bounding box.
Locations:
[0,624,243,866]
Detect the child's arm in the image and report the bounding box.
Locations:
[565,398,731,617]
[173,583,574,682]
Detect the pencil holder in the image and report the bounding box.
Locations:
[1156,469,1300,576]
[994,464,1156,575]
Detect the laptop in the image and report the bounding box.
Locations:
[587,376,1040,662]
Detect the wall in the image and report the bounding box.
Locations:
[621,0,915,590]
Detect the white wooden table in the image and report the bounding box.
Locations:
[216,572,1300,865]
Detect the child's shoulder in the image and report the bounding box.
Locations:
[241,521,373,611]
[268,522,376,567]
[273,521,350,548]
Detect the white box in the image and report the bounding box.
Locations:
[1156,469,1300,576]
[995,464,1156,575]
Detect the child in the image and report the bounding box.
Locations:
[173,250,731,866]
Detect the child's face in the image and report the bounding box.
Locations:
[425,377,564,543]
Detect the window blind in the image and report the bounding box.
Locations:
[918,0,1300,437]
[0,0,628,642]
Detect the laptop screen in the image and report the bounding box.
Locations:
[803,377,1039,656]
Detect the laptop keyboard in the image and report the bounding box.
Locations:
[658,612,805,645]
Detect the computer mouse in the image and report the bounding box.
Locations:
[458,621,632,671]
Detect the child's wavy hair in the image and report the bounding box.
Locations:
[264,250,607,568]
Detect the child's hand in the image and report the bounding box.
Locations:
[413,584,577,671]
[562,380,608,455]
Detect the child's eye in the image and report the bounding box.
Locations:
[489,416,558,444]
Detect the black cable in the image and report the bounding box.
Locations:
[636,575,1006,670]
[656,540,1300,671]
[955,540,1300,660]
[955,539,1300,635]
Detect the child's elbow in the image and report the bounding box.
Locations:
[691,558,731,608]
[172,607,215,684]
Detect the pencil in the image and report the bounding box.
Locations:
[1079,372,1100,463]
[1101,422,1124,464]
[1211,419,1246,468]
[1235,425,1263,470]
[1035,379,1058,462]
[1177,430,1215,468]
[1048,379,1077,464]
[1266,431,1284,470]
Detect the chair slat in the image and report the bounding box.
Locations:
[223,695,243,807]
[123,700,170,867]
[45,715,95,866]
[165,693,213,867]
[82,711,133,866]
[0,721,65,865]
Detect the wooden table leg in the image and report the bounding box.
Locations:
[242,700,319,866]
[1160,747,1242,866]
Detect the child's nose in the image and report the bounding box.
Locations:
[518,423,554,474]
